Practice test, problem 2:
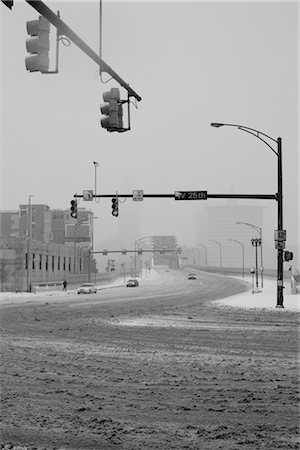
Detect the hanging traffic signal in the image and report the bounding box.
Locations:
[111,197,119,217]
[70,200,77,219]
[100,88,123,132]
[1,1,13,9]
[25,16,50,73]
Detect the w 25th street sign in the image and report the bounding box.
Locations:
[174,191,207,200]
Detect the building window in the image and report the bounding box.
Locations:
[63,257,66,271]
[58,256,60,271]
[79,258,82,272]
[45,255,48,271]
[68,257,71,272]
[32,253,35,270]
[25,253,28,270]
[39,254,42,270]
[52,256,55,271]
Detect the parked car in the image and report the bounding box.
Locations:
[188,273,197,280]
[77,283,97,294]
[126,279,139,287]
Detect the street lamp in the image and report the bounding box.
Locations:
[198,244,208,266]
[93,161,99,202]
[211,122,284,308]
[88,214,98,282]
[237,221,263,288]
[26,194,35,292]
[228,239,244,278]
[209,240,222,267]
[251,237,262,291]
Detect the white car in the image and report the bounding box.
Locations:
[77,283,97,294]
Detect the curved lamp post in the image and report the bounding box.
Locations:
[237,221,263,288]
[228,239,244,278]
[198,244,208,266]
[211,122,284,308]
[209,240,222,267]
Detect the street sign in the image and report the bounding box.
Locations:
[174,191,207,200]
[132,190,144,201]
[121,249,127,255]
[275,241,286,250]
[83,190,94,201]
[274,230,286,241]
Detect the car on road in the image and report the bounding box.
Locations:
[77,283,97,294]
[126,279,139,287]
[188,273,197,280]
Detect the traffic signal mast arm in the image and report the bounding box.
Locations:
[74,193,277,200]
[25,0,142,102]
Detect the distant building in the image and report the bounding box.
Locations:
[196,205,265,269]
[138,235,179,269]
[0,205,97,291]
[19,204,52,242]
[0,211,20,237]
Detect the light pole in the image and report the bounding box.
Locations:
[198,244,208,266]
[93,161,99,201]
[88,214,98,282]
[237,221,263,288]
[211,122,284,308]
[26,194,35,292]
[251,237,261,291]
[209,240,222,267]
[228,239,244,278]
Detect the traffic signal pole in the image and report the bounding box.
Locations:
[25,0,142,102]
[74,193,277,200]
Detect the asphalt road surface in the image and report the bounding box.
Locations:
[0,269,299,449]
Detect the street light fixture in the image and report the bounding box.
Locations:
[211,122,284,308]
[237,221,263,288]
[209,240,222,267]
[26,194,35,292]
[198,244,208,266]
[93,161,99,202]
[228,239,244,278]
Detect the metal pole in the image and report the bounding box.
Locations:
[260,228,263,288]
[134,240,137,278]
[255,242,259,289]
[27,195,34,292]
[242,243,245,278]
[277,137,284,307]
[25,0,142,102]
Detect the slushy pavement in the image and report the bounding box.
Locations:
[0,271,299,312]
[214,275,300,312]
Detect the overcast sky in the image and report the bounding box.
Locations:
[0,1,299,257]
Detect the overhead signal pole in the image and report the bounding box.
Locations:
[24,0,142,102]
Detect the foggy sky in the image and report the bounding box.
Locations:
[1,1,299,263]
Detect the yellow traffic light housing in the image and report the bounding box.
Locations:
[25,16,50,73]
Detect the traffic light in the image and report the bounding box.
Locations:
[100,88,123,132]
[284,251,294,262]
[70,200,77,219]
[111,197,119,217]
[25,16,50,73]
[1,1,13,9]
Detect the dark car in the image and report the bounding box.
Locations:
[188,273,197,280]
[126,279,139,287]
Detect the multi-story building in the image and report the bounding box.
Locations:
[138,235,179,269]
[0,205,97,291]
[0,211,20,237]
[196,204,265,269]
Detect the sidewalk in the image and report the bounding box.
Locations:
[214,275,300,312]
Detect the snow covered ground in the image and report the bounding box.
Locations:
[214,275,300,312]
